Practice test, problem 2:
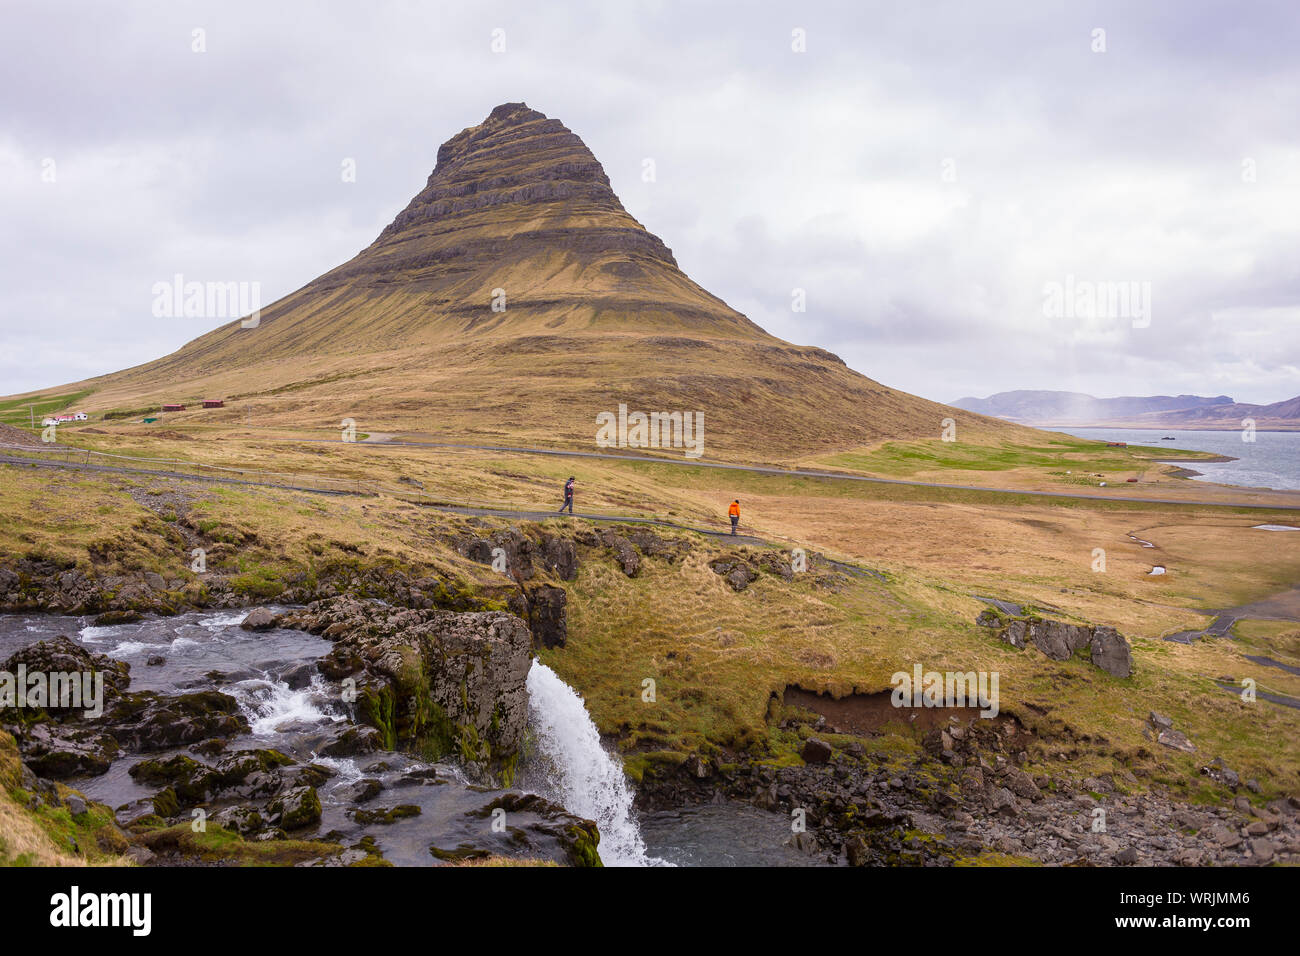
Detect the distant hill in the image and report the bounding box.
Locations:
[9,102,1029,459]
[1150,394,1300,430]
[950,391,1235,424]
[952,390,1300,430]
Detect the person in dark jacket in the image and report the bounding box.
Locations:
[728,499,740,535]
[559,476,575,514]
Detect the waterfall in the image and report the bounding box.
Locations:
[524,661,663,867]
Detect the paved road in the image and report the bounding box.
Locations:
[279,436,1300,511]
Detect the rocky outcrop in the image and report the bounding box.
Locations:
[281,597,532,779]
[979,610,1133,678]
[0,553,484,618]
[453,791,602,867]
[2,637,251,779]
[523,585,567,649]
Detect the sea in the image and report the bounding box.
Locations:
[1057,428,1300,492]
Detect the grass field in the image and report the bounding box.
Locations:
[0,390,93,428]
[3,417,1299,817]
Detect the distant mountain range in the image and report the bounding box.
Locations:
[950,390,1300,430]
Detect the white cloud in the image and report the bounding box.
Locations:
[1,0,1297,405]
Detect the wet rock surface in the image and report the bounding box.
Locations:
[282,596,533,772]
[633,713,1300,867]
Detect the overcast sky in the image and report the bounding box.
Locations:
[3,0,1298,405]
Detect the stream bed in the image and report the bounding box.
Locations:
[0,609,804,867]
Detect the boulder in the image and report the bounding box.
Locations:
[802,738,833,764]
[106,690,249,751]
[1029,621,1092,661]
[240,607,279,631]
[1090,627,1133,678]
[1157,728,1196,753]
[270,785,321,830]
[320,725,383,757]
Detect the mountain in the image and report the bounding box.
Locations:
[951,390,1235,425]
[24,103,1025,458]
[1150,394,1300,430]
[951,389,1300,430]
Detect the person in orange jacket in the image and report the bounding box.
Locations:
[728,499,740,535]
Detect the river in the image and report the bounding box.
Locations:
[0,609,808,867]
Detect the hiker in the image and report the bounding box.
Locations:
[558,476,575,514]
[729,499,740,535]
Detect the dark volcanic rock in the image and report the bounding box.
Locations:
[539,534,578,581]
[525,584,567,649]
[1090,627,1133,678]
[802,738,833,764]
[282,597,532,772]
[709,555,757,592]
[240,607,279,631]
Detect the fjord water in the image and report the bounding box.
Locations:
[1059,428,1300,491]
[0,611,798,866]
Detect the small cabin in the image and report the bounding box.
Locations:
[162,403,185,412]
[202,399,224,408]
[73,412,88,421]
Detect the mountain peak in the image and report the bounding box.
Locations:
[59,104,1022,458]
[378,102,653,261]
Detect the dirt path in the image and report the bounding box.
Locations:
[0,455,771,545]
[282,436,1300,511]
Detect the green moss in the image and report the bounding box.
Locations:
[359,686,398,751]
[137,823,343,866]
[564,824,603,868]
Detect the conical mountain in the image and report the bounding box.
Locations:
[32,103,1019,458]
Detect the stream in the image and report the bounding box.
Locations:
[0,609,807,867]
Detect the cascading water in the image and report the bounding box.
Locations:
[524,661,665,867]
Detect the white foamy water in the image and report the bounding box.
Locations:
[313,755,364,785]
[109,640,153,655]
[230,675,343,736]
[525,661,663,867]
[78,624,120,643]
[199,612,249,628]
